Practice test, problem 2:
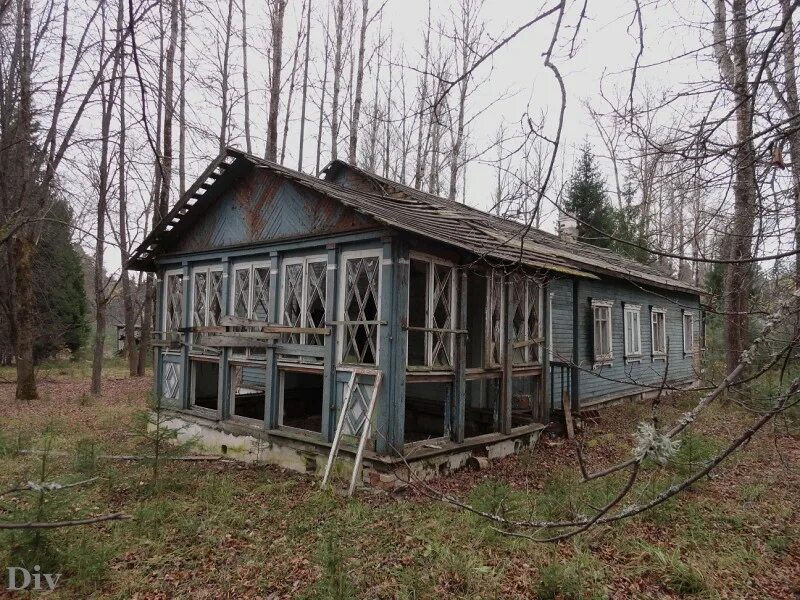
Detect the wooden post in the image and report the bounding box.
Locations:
[375,238,394,454]
[264,252,279,428]
[453,269,467,443]
[389,241,409,453]
[322,244,338,441]
[219,257,231,421]
[180,263,191,410]
[501,276,513,435]
[541,283,551,424]
[348,371,383,496]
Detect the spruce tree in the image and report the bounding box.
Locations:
[565,143,616,249]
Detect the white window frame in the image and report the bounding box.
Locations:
[651,307,667,359]
[162,268,184,352]
[683,311,694,354]
[279,254,327,345]
[623,303,642,361]
[406,252,457,370]
[191,266,224,327]
[591,299,614,366]
[337,249,383,366]
[229,259,272,358]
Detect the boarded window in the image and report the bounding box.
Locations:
[342,255,380,365]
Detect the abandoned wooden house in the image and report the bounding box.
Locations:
[128,147,704,485]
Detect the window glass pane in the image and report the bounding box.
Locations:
[193,272,207,329]
[305,261,326,345]
[234,269,250,319]
[526,281,539,362]
[511,275,526,364]
[488,272,503,366]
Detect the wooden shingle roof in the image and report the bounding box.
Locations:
[129,147,702,296]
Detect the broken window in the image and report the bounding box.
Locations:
[280,369,323,432]
[281,256,327,345]
[230,363,266,421]
[231,261,271,358]
[486,270,504,367]
[404,381,449,443]
[163,271,184,341]
[405,255,455,370]
[191,359,219,411]
[510,273,542,365]
[341,253,381,365]
[465,270,487,368]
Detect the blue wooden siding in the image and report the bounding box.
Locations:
[550,275,701,407]
[168,168,376,254]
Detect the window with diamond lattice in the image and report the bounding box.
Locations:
[406,255,455,369]
[281,257,326,346]
[486,270,504,367]
[192,267,223,347]
[510,274,541,365]
[163,272,184,341]
[341,254,380,365]
[231,262,271,357]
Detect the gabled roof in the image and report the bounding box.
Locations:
[129,147,702,295]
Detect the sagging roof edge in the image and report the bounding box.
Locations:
[128,147,702,297]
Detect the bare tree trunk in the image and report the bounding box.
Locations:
[413,3,431,188]
[241,0,252,154]
[219,0,234,153]
[178,0,186,194]
[14,0,36,401]
[779,0,800,317]
[266,0,287,161]
[714,0,756,381]
[315,8,330,174]
[330,0,345,160]
[117,0,137,376]
[298,0,312,171]
[448,0,473,202]
[280,0,306,165]
[348,0,368,164]
[159,0,178,219]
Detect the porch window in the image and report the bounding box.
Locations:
[486,270,504,367]
[510,273,542,365]
[231,262,271,357]
[163,270,184,341]
[406,254,456,369]
[651,307,667,357]
[340,252,381,365]
[192,267,223,346]
[623,303,642,359]
[683,312,693,353]
[281,256,327,345]
[591,299,613,365]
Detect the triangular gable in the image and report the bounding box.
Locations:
[163,166,377,256]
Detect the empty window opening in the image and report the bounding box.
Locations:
[163,271,184,344]
[510,274,542,365]
[486,270,504,367]
[465,271,487,368]
[511,375,544,427]
[464,377,499,437]
[280,370,323,432]
[191,360,219,411]
[231,364,266,421]
[404,381,449,443]
[407,259,429,367]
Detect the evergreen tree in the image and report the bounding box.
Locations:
[565,143,616,249]
[32,198,88,360]
[610,177,650,263]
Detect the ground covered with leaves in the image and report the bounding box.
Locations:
[0,361,798,599]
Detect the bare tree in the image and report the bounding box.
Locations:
[266,0,287,161]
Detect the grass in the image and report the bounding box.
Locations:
[0,359,798,598]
